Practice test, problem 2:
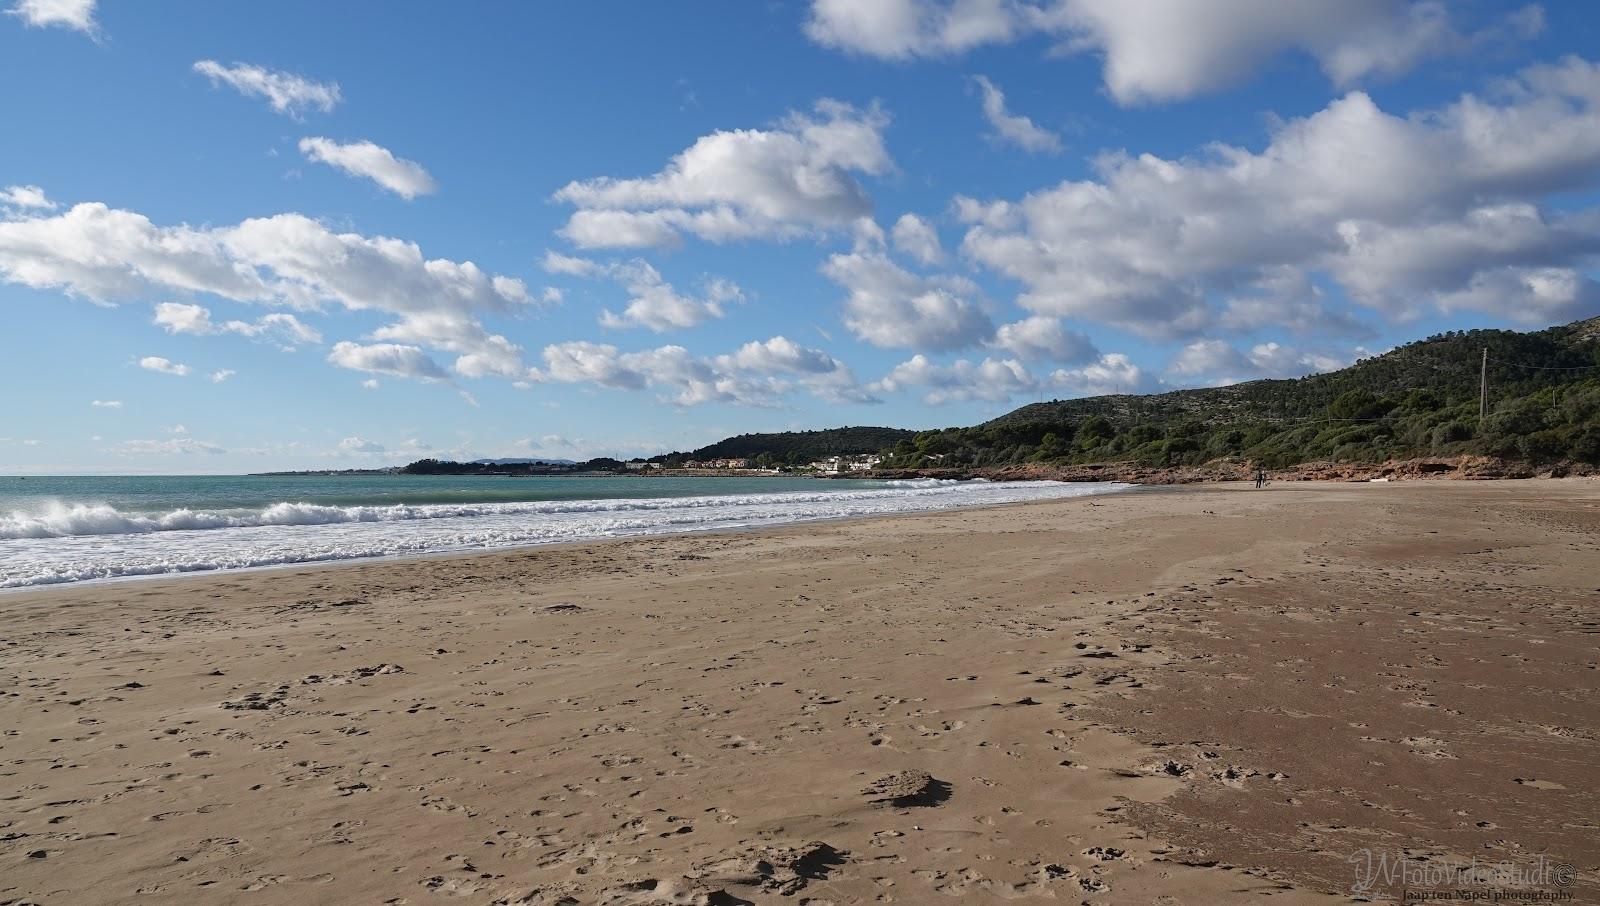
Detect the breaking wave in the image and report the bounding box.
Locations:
[0,480,1128,588]
[6,483,1014,539]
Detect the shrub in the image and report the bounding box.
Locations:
[1430,421,1473,446]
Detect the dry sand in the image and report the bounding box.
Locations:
[2,480,1597,904]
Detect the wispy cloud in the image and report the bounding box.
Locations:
[299,137,437,199]
[154,302,321,347]
[114,437,226,455]
[193,60,342,116]
[972,76,1061,154]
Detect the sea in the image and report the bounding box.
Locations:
[0,474,1128,589]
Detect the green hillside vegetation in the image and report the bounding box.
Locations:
[399,458,616,475]
[404,319,1597,476]
[653,426,916,468]
[881,317,1600,471]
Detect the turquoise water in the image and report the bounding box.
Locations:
[0,474,1128,588]
[0,474,868,515]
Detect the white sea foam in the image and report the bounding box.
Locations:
[0,481,1128,588]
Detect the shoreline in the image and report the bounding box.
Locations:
[0,479,1150,595]
[2,480,1595,904]
[4,473,1589,594]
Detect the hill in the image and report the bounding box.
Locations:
[393,319,1597,478]
[655,426,916,468]
[399,459,590,476]
[880,317,1600,471]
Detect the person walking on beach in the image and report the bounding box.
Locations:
[1254,467,1269,489]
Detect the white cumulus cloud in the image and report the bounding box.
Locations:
[804,0,1025,59]
[889,213,944,265]
[598,261,742,332]
[541,250,603,276]
[138,356,189,377]
[1168,339,1350,387]
[7,0,96,34]
[956,59,1600,337]
[326,341,451,382]
[821,250,994,351]
[554,99,892,248]
[533,335,873,407]
[714,335,876,404]
[0,185,57,210]
[369,312,527,380]
[990,316,1098,363]
[874,355,1038,404]
[1049,353,1146,396]
[0,199,530,380]
[1433,266,1600,325]
[805,0,1542,105]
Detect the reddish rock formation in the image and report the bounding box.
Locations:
[859,456,1596,485]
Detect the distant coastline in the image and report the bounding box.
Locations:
[257,319,1600,484]
[252,468,811,479]
[253,452,886,479]
[255,458,587,478]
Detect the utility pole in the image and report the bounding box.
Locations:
[1479,347,1488,427]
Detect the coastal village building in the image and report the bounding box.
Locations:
[808,454,883,475]
[670,454,880,474]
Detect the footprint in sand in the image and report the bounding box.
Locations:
[420,795,479,817]
[421,875,487,897]
[913,719,965,737]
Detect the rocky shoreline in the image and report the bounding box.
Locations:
[861,455,1598,485]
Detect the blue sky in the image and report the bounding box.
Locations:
[3,0,1599,473]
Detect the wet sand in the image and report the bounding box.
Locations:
[1,480,1596,904]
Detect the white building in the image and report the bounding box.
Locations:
[810,454,881,474]
[846,454,883,472]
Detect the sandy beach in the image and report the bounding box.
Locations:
[2,480,1597,904]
